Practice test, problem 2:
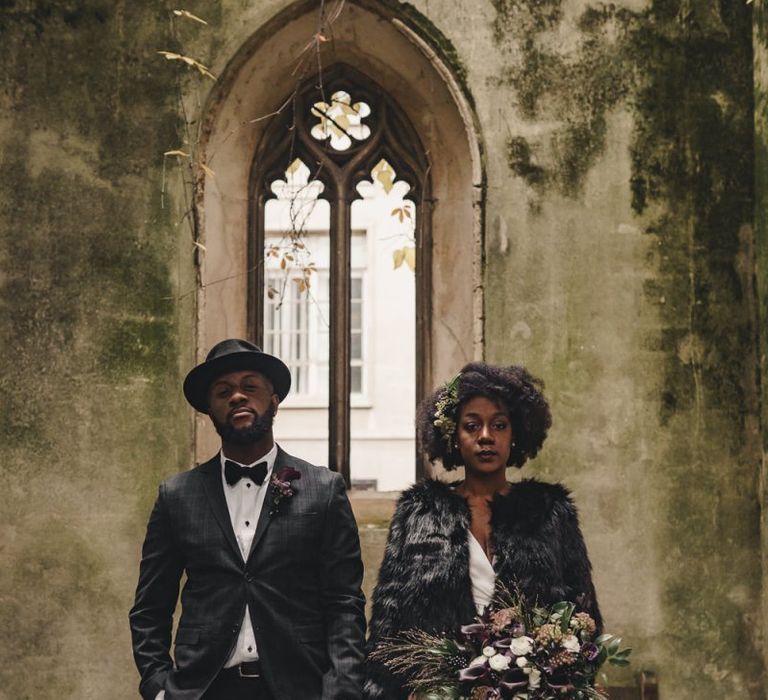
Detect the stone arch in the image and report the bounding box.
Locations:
[195,0,485,462]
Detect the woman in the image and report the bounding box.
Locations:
[364,362,601,700]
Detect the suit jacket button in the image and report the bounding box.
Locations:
[245,573,253,583]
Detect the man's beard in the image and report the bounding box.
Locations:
[212,405,275,445]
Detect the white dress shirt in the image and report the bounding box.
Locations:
[220,444,276,666]
[468,531,496,614]
[155,444,277,700]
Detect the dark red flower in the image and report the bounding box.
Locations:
[458,664,489,683]
[268,467,301,516]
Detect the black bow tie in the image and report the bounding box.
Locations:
[224,460,268,486]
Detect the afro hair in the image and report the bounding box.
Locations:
[416,362,552,470]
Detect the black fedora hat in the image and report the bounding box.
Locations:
[183,339,291,412]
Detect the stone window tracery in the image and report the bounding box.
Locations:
[250,64,432,485]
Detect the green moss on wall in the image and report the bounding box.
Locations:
[0,2,193,696]
[492,0,631,197]
[489,0,763,695]
[0,519,120,698]
[493,0,752,207]
[507,136,547,186]
[756,2,768,455]
[644,1,762,690]
[375,0,474,111]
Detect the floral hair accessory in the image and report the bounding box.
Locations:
[433,372,461,445]
[269,466,301,516]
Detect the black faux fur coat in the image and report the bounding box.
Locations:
[364,478,602,700]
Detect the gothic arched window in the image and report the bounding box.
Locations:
[248,65,432,487]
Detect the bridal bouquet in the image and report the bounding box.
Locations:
[370,588,630,700]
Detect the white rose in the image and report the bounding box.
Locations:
[470,655,487,667]
[488,653,511,672]
[516,656,529,668]
[562,634,580,653]
[528,668,542,689]
[482,646,497,657]
[510,636,534,656]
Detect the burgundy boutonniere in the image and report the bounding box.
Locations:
[269,466,301,516]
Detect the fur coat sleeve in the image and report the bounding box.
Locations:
[363,478,601,700]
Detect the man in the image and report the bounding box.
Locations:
[130,339,366,700]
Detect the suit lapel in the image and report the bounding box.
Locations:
[246,447,291,563]
[200,455,244,564]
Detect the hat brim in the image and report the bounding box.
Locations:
[183,351,291,413]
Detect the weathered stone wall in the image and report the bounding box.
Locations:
[0,0,764,697]
[0,2,195,697]
[474,0,763,695]
[755,0,768,687]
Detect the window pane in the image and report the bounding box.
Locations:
[351,300,362,329]
[350,331,362,360]
[349,157,416,491]
[311,90,372,152]
[351,366,362,394]
[263,159,330,469]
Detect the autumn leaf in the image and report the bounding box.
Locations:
[393,248,405,269]
[391,207,405,223]
[335,113,351,131]
[172,9,208,24]
[164,149,190,158]
[157,51,217,80]
[373,159,396,193]
[404,246,416,271]
[280,257,287,270]
[199,162,215,178]
[192,241,207,251]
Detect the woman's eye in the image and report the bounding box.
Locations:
[463,423,478,431]
[495,422,509,430]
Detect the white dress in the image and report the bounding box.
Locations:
[468,531,496,614]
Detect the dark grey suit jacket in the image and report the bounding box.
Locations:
[129,448,366,700]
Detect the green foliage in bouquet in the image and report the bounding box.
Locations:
[370,586,631,700]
